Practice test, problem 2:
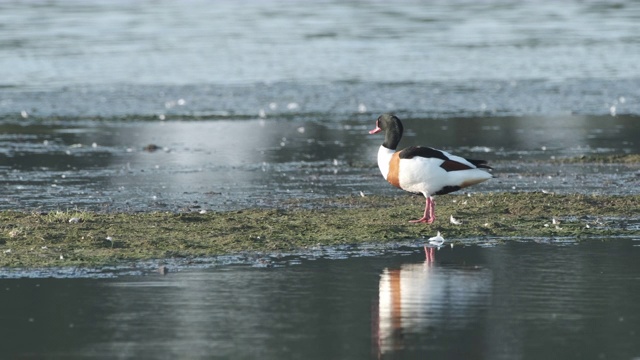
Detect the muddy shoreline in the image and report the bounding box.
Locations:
[1,192,638,268]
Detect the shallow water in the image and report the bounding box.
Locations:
[1,239,639,359]
[1,114,639,211]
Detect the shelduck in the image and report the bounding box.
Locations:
[369,113,492,224]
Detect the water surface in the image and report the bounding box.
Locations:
[2,114,639,211]
[2,0,640,87]
[1,239,639,359]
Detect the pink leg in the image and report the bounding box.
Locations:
[428,196,436,222]
[409,196,436,224]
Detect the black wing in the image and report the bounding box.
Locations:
[399,146,493,171]
[398,146,448,161]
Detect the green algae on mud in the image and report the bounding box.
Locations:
[1,192,639,268]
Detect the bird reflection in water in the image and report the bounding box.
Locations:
[373,246,491,357]
[425,231,445,262]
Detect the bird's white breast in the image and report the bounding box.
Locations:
[377,146,395,180]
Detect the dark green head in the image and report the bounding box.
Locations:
[369,113,403,150]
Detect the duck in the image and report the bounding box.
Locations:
[369,113,492,224]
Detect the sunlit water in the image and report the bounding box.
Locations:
[1,0,640,86]
[1,2,640,358]
[1,239,640,359]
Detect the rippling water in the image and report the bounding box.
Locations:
[2,0,640,87]
[1,0,640,120]
[2,0,640,119]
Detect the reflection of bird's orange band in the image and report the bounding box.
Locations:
[390,269,403,338]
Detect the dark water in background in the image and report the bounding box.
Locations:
[1,1,640,359]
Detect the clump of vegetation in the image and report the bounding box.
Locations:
[0,192,638,268]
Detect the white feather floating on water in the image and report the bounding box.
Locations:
[428,231,445,247]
